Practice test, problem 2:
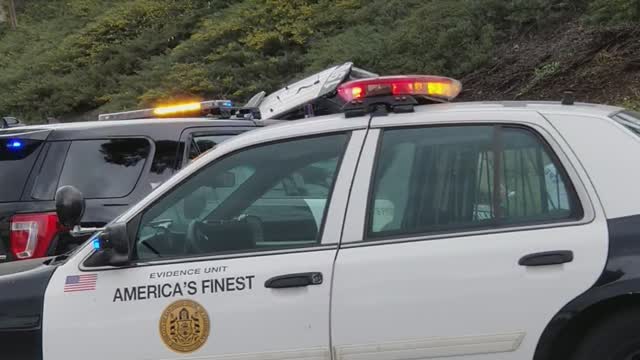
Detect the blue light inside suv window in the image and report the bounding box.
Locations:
[5,139,23,150]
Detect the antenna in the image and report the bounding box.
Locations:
[561,90,575,105]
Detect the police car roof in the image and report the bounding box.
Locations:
[0,118,265,141]
[267,100,624,131]
[412,100,623,116]
[218,100,624,150]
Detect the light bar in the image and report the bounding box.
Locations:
[98,100,233,121]
[153,102,202,116]
[337,75,462,102]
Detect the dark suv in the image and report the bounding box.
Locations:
[0,117,270,262]
[0,62,375,263]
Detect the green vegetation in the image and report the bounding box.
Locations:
[585,0,640,25]
[622,90,640,112]
[518,61,562,97]
[0,0,638,122]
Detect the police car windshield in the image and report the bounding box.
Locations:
[613,110,640,137]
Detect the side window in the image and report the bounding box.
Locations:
[135,134,348,260]
[147,140,180,189]
[31,141,71,200]
[368,125,581,238]
[57,139,151,199]
[0,138,45,202]
[144,165,255,235]
[188,134,235,161]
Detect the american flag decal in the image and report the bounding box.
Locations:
[64,274,98,293]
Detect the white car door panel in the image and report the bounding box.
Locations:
[332,222,607,360]
[332,110,608,360]
[45,251,335,360]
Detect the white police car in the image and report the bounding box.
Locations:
[2,74,640,360]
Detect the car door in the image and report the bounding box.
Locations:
[331,110,608,360]
[43,130,367,360]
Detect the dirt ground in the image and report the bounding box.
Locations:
[459,23,640,108]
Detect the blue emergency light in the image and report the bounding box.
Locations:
[92,238,101,250]
[5,140,24,150]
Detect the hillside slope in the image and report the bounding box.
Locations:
[0,0,638,122]
[461,23,640,108]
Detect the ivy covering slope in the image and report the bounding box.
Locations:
[0,0,638,122]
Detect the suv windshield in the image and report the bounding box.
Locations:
[0,138,44,202]
[613,110,640,136]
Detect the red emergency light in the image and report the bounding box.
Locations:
[337,75,462,102]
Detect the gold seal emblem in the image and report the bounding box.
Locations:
[159,299,210,353]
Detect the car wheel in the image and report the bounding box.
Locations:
[572,307,640,360]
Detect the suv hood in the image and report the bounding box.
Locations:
[0,257,53,277]
[0,257,58,360]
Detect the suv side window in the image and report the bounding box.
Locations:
[0,138,45,202]
[57,138,151,199]
[368,125,581,238]
[188,134,234,162]
[147,140,180,189]
[135,134,348,260]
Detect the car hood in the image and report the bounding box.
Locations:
[0,257,58,360]
[0,257,53,277]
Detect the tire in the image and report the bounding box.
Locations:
[572,307,640,360]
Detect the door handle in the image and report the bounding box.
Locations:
[265,272,323,289]
[519,250,574,267]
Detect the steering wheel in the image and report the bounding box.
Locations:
[241,214,264,244]
[185,220,208,255]
[184,215,264,254]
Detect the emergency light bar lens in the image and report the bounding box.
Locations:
[337,75,462,102]
[153,102,202,116]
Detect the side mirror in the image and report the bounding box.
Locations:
[55,186,85,228]
[97,222,131,266]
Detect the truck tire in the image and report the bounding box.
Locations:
[572,307,640,360]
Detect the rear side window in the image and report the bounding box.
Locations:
[613,110,640,137]
[0,138,44,202]
[368,125,582,238]
[188,134,235,161]
[58,139,151,199]
[147,140,180,189]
